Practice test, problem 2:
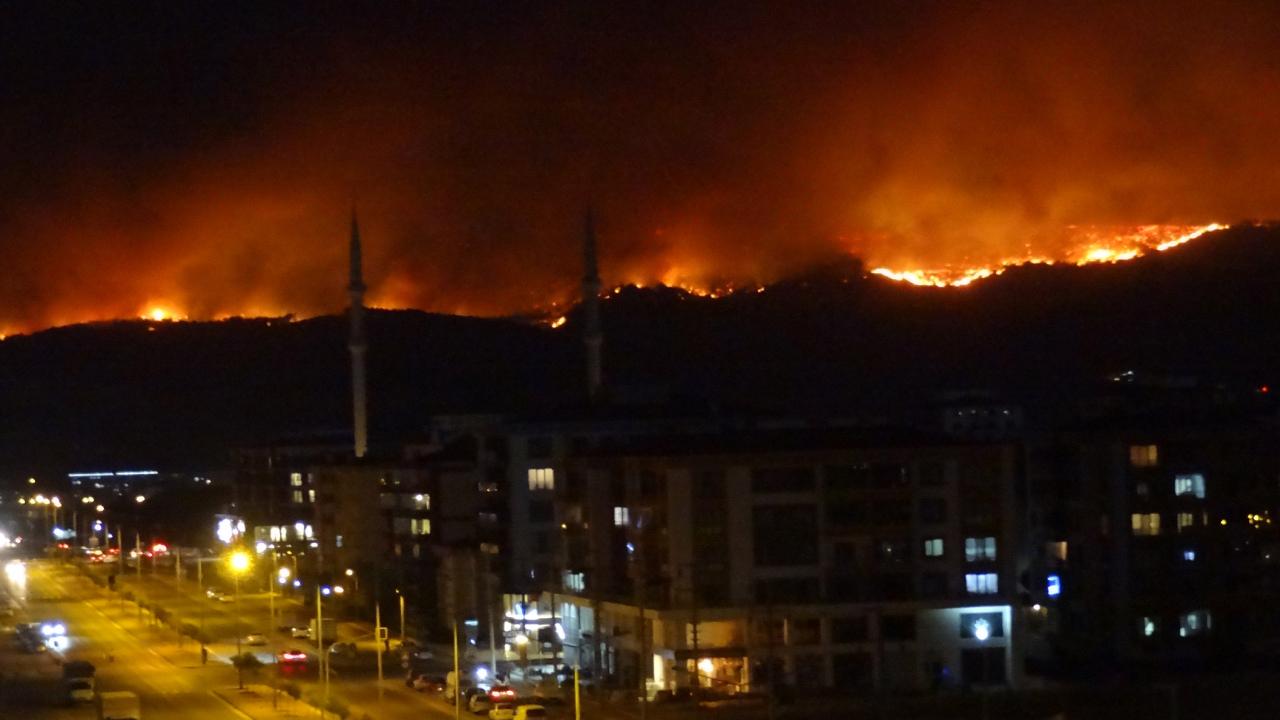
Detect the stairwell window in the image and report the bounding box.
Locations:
[964,537,996,562]
[1132,513,1161,536]
[965,572,998,595]
[1177,513,1195,532]
[410,518,431,536]
[528,468,555,491]
[1129,445,1159,467]
[613,506,631,527]
[1174,474,1206,499]
[923,538,944,558]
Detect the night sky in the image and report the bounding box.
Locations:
[1,1,1277,333]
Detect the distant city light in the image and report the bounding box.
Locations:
[134,495,146,503]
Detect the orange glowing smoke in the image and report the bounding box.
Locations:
[868,224,1226,287]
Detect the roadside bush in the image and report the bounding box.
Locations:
[231,653,263,672]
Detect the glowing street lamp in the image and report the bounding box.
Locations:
[135,495,146,504]
[228,550,252,688]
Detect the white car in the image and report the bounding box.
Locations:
[290,626,310,639]
[243,633,268,646]
[489,702,516,720]
[514,705,547,720]
[66,679,94,703]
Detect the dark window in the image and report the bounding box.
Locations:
[876,538,910,564]
[870,463,909,488]
[826,501,867,528]
[921,572,949,599]
[790,618,821,645]
[831,541,858,567]
[640,470,664,499]
[527,437,553,459]
[876,500,912,525]
[529,499,555,523]
[752,467,816,494]
[755,577,820,604]
[919,498,947,524]
[881,614,916,641]
[825,464,870,491]
[918,462,945,487]
[694,470,725,499]
[874,573,913,600]
[831,617,868,643]
[832,653,873,689]
[793,654,825,688]
[827,575,864,602]
[754,505,818,566]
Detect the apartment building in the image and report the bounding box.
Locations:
[513,426,1026,694]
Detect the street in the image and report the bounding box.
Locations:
[0,559,633,720]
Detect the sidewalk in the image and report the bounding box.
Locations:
[213,683,381,720]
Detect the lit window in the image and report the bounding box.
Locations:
[964,537,997,562]
[528,468,555,491]
[1046,574,1061,597]
[1141,617,1157,637]
[292,490,304,504]
[307,489,316,504]
[412,543,421,558]
[965,572,998,595]
[1174,474,1205,499]
[1179,610,1211,637]
[410,518,432,536]
[923,538,944,557]
[1177,513,1195,532]
[1183,549,1196,562]
[1131,513,1161,536]
[290,472,303,487]
[1046,541,1068,561]
[412,493,431,510]
[563,571,586,593]
[335,534,344,548]
[613,506,630,527]
[1129,445,1159,467]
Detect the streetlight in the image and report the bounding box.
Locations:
[228,550,252,689]
[973,618,991,720]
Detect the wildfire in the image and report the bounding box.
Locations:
[142,305,185,322]
[869,223,1227,288]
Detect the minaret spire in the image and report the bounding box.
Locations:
[348,208,369,458]
[582,208,604,403]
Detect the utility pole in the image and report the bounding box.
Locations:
[317,586,329,710]
[636,523,648,720]
[135,532,142,623]
[453,621,461,720]
[484,548,498,676]
[375,602,385,702]
[398,590,406,644]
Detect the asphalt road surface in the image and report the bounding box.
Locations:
[0,559,249,719]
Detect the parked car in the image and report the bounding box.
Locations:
[468,693,493,714]
[289,626,310,639]
[514,705,547,720]
[329,641,357,657]
[205,588,225,600]
[396,638,434,661]
[65,678,94,703]
[408,674,445,693]
[243,633,268,646]
[488,685,517,702]
[489,702,516,720]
